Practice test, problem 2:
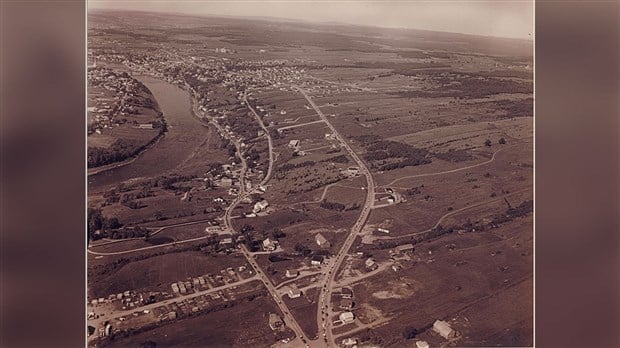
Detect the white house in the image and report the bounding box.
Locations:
[285,269,299,278]
[263,238,277,251]
[433,320,456,339]
[339,312,355,324]
[253,200,269,213]
[315,233,331,248]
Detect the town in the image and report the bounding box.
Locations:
[87,10,533,348]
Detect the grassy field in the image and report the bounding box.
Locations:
[336,215,532,346]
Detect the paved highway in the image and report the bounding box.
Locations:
[295,86,376,346]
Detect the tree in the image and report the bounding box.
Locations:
[104,217,122,230]
[271,228,286,239]
[484,139,492,147]
[403,326,418,339]
[499,137,507,144]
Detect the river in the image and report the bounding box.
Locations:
[88,76,209,191]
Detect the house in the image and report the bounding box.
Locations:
[220,177,233,187]
[416,341,430,348]
[288,139,300,148]
[285,269,299,278]
[339,312,355,324]
[387,195,396,204]
[345,167,360,176]
[340,287,353,299]
[263,238,277,251]
[287,287,302,299]
[311,255,324,266]
[219,238,233,247]
[365,257,378,270]
[341,338,357,347]
[253,200,269,213]
[339,298,354,310]
[433,320,456,339]
[269,313,284,330]
[396,244,415,254]
[315,233,331,248]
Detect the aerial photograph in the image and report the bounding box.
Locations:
[87,2,533,347]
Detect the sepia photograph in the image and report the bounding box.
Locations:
[86,1,533,347]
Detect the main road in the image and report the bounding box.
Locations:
[295,86,376,346]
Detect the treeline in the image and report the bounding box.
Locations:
[87,208,123,241]
[320,154,349,163]
[362,199,533,251]
[494,98,533,118]
[363,140,431,171]
[432,149,474,163]
[276,160,315,175]
[88,126,165,168]
[392,76,532,99]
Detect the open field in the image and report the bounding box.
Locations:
[337,215,532,347]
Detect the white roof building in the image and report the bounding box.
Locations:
[339,311,355,323]
[433,320,456,339]
[416,341,430,348]
[315,233,331,248]
[263,238,277,251]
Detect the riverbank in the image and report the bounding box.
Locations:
[88,75,211,191]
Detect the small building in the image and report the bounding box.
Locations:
[339,298,354,310]
[433,320,456,339]
[416,341,430,348]
[311,255,324,266]
[285,269,299,278]
[396,243,415,254]
[168,311,177,320]
[220,177,233,187]
[340,287,353,299]
[377,228,390,234]
[365,257,378,270]
[387,195,396,204]
[346,166,360,176]
[219,238,233,246]
[138,123,153,129]
[288,286,302,299]
[342,338,357,347]
[268,313,284,330]
[315,233,331,248]
[339,312,355,324]
[253,200,269,213]
[263,238,277,251]
[288,139,300,148]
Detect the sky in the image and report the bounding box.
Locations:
[88,1,534,40]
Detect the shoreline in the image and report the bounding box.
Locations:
[87,72,166,177]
